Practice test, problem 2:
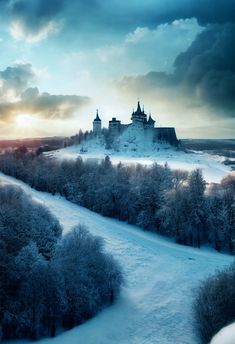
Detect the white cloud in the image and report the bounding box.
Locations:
[122,18,203,75]
[62,18,202,81]
[125,27,149,43]
[10,20,62,43]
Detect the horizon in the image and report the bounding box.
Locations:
[0,1,234,139]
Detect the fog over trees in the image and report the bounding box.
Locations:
[0,149,234,254]
[0,184,122,340]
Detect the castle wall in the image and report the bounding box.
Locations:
[109,118,121,136]
[93,121,101,134]
[154,127,179,146]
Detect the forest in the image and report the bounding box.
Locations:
[0,184,122,340]
[0,148,234,254]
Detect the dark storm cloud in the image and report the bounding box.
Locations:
[1,1,234,120]
[117,20,235,118]
[0,65,90,121]
[174,23,235,112]
[69,0,235,30]
[103,0,235,119]
[9,0,65,32]
[72,0,235,30]
[144,0,235,26]
[2,0,235,40]
[65,0,235,35]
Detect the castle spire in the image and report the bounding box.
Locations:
[148,113,155,126]
[136,100,142,114]
[94,109,101,122]
[93,109,102,134]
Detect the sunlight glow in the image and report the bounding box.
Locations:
[16,114,35,128]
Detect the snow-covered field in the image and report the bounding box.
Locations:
[45,136,231,183]
[0,172,233,344]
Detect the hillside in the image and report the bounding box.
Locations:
[45,135,231,183]
[0,172,232,344]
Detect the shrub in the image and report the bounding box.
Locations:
[193,263,235,344]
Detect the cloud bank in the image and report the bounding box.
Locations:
[117,23,235,118]
[0,0,234,138]
[1,0,234,42]
[0,64,90,122]
[9,0,65,42]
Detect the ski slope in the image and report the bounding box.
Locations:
[0,172,233,344]
[45,137,231,183]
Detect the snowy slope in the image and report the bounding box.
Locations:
[0,172,233,344]
[45,137,231,183]
[211,323,235,344]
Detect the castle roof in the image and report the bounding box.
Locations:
[93,109,101,122]
[148,114,155,124]
[136,101,142,115]
[131,101,147,122]
[109,117,121,123]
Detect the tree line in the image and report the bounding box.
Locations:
[64,128,116,150]
[0,149,234,253]
[0,184,122,340]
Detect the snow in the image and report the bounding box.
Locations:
[211,323,235,344]
[0,172,233,344]
[45,135,231,183]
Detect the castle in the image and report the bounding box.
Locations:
[93,101,179,146]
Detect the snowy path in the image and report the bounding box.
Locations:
[1,172,233,344]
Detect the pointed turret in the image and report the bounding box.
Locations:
[136,100,142,114]
[93,109,102,134]
[131,100,147,124]
[148,114,155,125]
[145,113,155,128]
[94,109,101,122]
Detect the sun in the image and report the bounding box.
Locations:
[13,113,42,138]
[16,114,35,128]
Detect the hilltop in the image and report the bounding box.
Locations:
[45,134,232,183]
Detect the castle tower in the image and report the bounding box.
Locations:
[145,114,156,128]
[109,117,121,135]
[131,101,147,125]
[93,109,102,134]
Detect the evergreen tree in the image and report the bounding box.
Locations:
[187,169,206,247]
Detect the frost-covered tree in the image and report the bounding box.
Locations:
[157,186,190,244]
[0,150,234,253]
[0,184,123,340]
[187,169,206,247]
[194,262,235,344]
[54,226,123,328]
[12,243,48,339]
[0,184,62,258]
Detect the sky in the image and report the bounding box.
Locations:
[0,0,234,139]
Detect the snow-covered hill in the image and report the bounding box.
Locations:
[45,135,231,183]
[0,172,232,344]
[211,323,235,344]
